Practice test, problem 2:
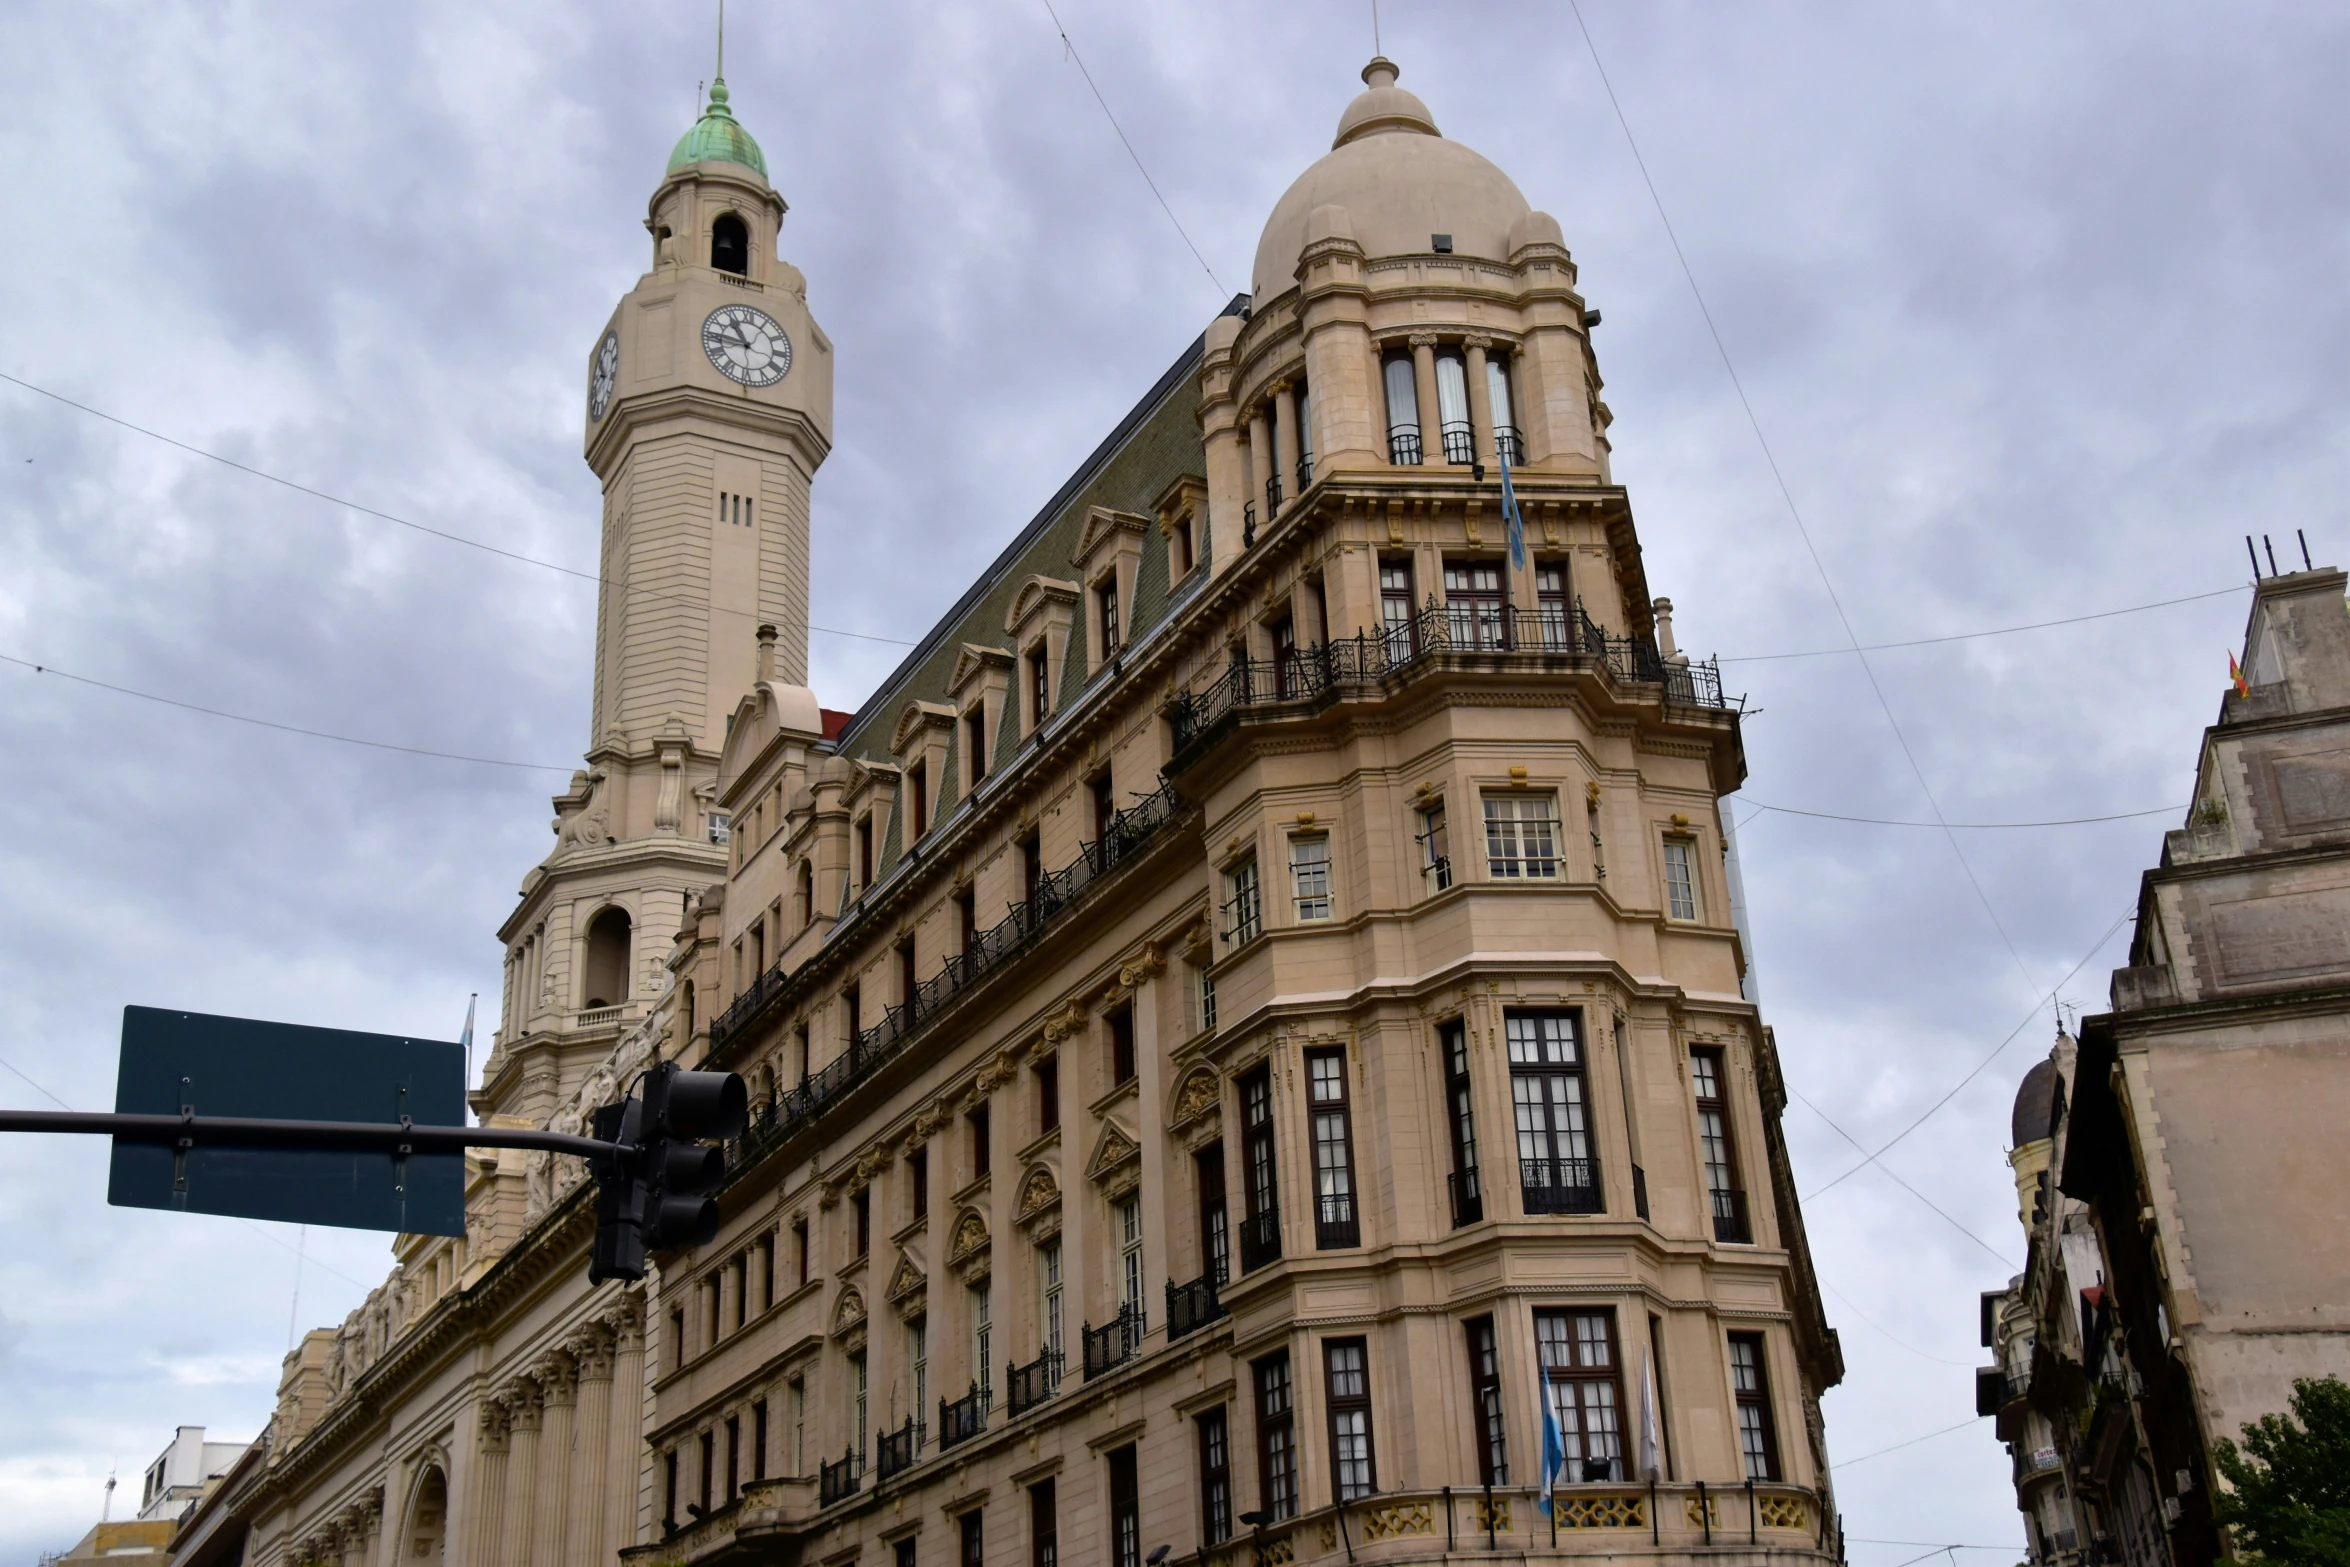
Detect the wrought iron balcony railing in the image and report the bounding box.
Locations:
[1082,1304,1147,1381]
[1005,1346,1062,1417]
[1238,1210,1282,1274]
[938,1383,990,1451]
[1241,500,1257,549]
[875,1416,923,1481]
[1494,425,1526,465]
[818,1447,862,1507]
[1440,419,1476,465]
[710,783,1185,1153]
[1315,1193,1360,1250]
[1519,1156,1605,1216]
[1265,472,1284,514]
[1166,1272,1227,1341]
[1388,426,1424,465]
[1711,1186,1753,1244]
[1166,601,1727,760]
[1448,1168,1484,1228]
[1296,455,1313,496]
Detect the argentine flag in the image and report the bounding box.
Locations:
[1499,439,1528,571]
[1537,1372,1565,1517]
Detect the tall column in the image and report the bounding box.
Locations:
[1409,335,1442,466]
[499,1380,542,1567]
[533,1355,578,1567]
[1463,336,1495,470]
[468,1399,510,1567]
[571,1325,617,1567]
[604,1296,649,1557]
[1369,338,1396,463]
[1245,407,1272,538]
[1273,382,1302,510]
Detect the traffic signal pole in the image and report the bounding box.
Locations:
[0,1109,622,1162]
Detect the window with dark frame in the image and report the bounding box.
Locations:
[725,1414,741,1505]
[794,1220,809,1287]
[1030,1478,1057,1567]
[956,885,978,958]
[1307,1048,1358,1248]
[1443,560,1506,649]
[1222,856,1261,946]
[1109,1444,1140,1567]
[966,709,988,788]
[960,1508,984,1567]
[1254,1351,1298,1521]
[663,1448,679,1533]
[1466,1315,1508,1484]
[1323,1338,1377,1501]
[796,859,814,927]
[1090,770,1115,844]
[1020,832,1043,906]
[1098,579,1121,657]
[1240,1067,1280,1269]
[1197,1406,1233,1544]
[1108,1004,1136,1087]
[733,1253,749,1329]
[1729,1333,1782,1480]
[853,1189,871,1258]
[1270,614,1299,698]
[1419,798,1452,892]
[1028,643,1050,727]
[1036,1054,1060,1135]
[752,1399,768,1482]
[1536,1308,1626,1481]
[698,1428,714,1515]
[1509,1011,1599,1214]
[845,984,862,1051]
[909,761,929,838]
[1442,1020,1483,1226]
[969,1103,990,1180]
[671,1304,687,1370]
[1692,1047,1750,1243]
[1379,557,1417,653]
[856,814,873,889]
[1197,1142,1229,1287]
[896,937,917,1008]
[909,1147,928,1222]
[1484,792,1562,879]
[894,1538,915,1567]
[1535,562,1571,648]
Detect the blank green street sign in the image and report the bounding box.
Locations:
[107,1006,466,1236]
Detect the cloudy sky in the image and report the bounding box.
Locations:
[3,0,2345,1557]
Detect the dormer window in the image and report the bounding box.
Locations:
[1097,579,1121,658]
[1027,643,1051,729]
[712,213,749,276]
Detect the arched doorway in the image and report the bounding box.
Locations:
[402,1465,447,1562]
[582,907,633,1009]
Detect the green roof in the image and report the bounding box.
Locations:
[667,77,767,179]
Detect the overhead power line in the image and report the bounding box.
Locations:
[1832,1416,1986,1471]
[1718,584,2250,663]
[0,370,918,648]
[1744,801,2181,830]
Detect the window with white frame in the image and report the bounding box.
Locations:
[1222,856,1261,946]
[1116,1193,1144,1314]
[1484,792,1560,879]
[1663,837,1699,920]
[909,1317,928,1437]
[971,1285,992,1399]
[1040,1239,1064,1374]
[1290,835,1331,921]
[1419,799,1452,891]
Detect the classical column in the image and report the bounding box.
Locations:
[469,1397,510,1567]
[1463,335,1495,470]
[604,1295,649,1556]
[1273,380,1302,508]
[1409,335,1443,466]
[570,1324,618,1567]
[532,1355,578,1567]
[499,1380,542,1567]
[1244,406,1272,538]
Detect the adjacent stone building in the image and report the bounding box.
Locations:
[176,51,1845,1567]
[1979,564,2350,1567]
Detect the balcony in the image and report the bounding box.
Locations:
[1711,1187,1753,1244]
[938,1384,990,1451]
[1166,602,1728,762]
[1388,426,1424,465]
[1296,455,1314,496]
[875,1416,922,1481]
[1448,1169,1484,1227]
[1239,1210,1282,1274]
[818,1448,862,1508]
[1519,1157,1604,1216]
[1265,472,1285,515]
[1315,1193,1360,1250]
[1166,1273,1227,1341]
[1440,419,1476,465]
[1005,1346,1062,1417]
[1082,1304,1147,1381]
[1242,500,1257,549]
[1494,425,1526,465]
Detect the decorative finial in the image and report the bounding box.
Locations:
[717,0,726,81]
[1362,55,1400,90]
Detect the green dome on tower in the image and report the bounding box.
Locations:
[668,77,767,178]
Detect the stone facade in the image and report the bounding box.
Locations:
[172,54,1846,1567]
[1979,565,2350,1567]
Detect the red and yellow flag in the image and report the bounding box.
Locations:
[2229,651,2250,697]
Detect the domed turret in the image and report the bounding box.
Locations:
[1251,56,1534,302]
[668,76,768,180]
[2011,1055,2060,1146]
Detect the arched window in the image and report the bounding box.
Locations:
[582,907,633,1009]
[795,859,815,929]
[711,213,749,275]
[403,1466,448,1562]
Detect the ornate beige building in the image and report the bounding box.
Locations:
[175,53,1842,1567]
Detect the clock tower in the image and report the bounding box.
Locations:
[480,67,832,1124]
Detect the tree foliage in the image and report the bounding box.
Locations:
[2213,1375,2350,1567]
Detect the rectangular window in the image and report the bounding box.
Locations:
[1197,1142,1229,1287]
[1536,1309,1625,1482]
[670,1304,687,1370]
[705,1278,721,1345]
[956,885,978,959]
[961,1508,984,1567]
[1109,1444,1141,1567]
[794,1019,811,1080]
[1536,563,1571,648]
[791,1378,805,1474]
[1419,800,1452,892]
[972,1285,993,1398]
[908,1319,926,1435]
[1270,614,1299,699]
[1036,1054,1060,1135]
[725,1413,740,1505]
[1290,835,1332,921]
[1324,1338,1377,1502]
[1307,1048,1358,1248]
[664,1447,679,1532]
[1467,1316,1508,1484]
[969,1103,990,1181]
[1099,580,1121,656]
[1198,1406,1233,1544]
[1254,1351,1297,1521]
[1028,643,1050,728]
[1240,1067,1280,1270]
[845,984,862,1050]
[1107,1004,1135,1087]
[1509,1011,1599,1214]
[910,1147,928,1222]
[895,1538,916,1567]
[1692,1047,1750,1243]
[1020,831,1042,906]
[794,1220,809,1288]
[1379,557,1417,652]
[1116,1194,1144,1314]
[857,814,874,890]
[1484,793,1561,879]
[853,1189,871,1258]
[1730,1333,1782,1480]
[1443,561,1505,649]
[966,708,988,788]
[1442,1021,1482,1226]
[733,1253,749,1330]
[698,1429,714,1515]
[1172,514,1194,577]
[1197,964,1217,1035]
[1663,837,1699,920]
[1040,1238,1065,1369]
[752,1399,768,1482]
[1030,1477,1058,1567]
[1383,359,1422,465]
[1223,856,1262,946]
[1090,770,1115,844]
[909,761,929,839]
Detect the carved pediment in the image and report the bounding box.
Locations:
[1073,506,1150,577]
[831,1286,868,1347]
[1153,474,1208,536]
[891,700,957,755]
[885,1253,928,1319]
[1005,575,1080,638]
[1170,1065,1222,1131]
[946,642,1014,701]
[1014,1163,1062,1225]
[1086,1122,1141,1189]
[946,1208,992,1285]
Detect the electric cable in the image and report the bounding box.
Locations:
[1794,1090,2017,1268]
[1816,1276,1980,1369]
[1743,801,2181,830]
[1719,584,2248,663]
[1831,1417,1985,1471]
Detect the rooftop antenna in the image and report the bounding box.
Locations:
[2299,528,2313,571]
[2247,535,2262,580]
[102,1466,117,1522]
[2265,535,2279,576]
[1371,0,1382,55]
[716,0,726,83]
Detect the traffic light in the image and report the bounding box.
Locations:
[588,1063,747,1284]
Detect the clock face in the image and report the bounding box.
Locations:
[588,330,620,420]
[701,304,792,388]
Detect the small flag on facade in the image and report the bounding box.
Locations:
[1499,440,1528,571]
[2228,651,2249,698]
[459,994,477,1117]
[1537,1360,1565,1516]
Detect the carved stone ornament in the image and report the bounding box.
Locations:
[1014,1164,1062,1228]
[1086,1122,1142,1199]
[885,1252,928,1320]
[946,1208,992,1284]
[973,1050,1019,1097]
[830,1285,868,1350]
[1116,946,1165,991]
[1040,1000,1089,1045]
[1169,1065,1221,1131]
[910,1106,944,1144]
